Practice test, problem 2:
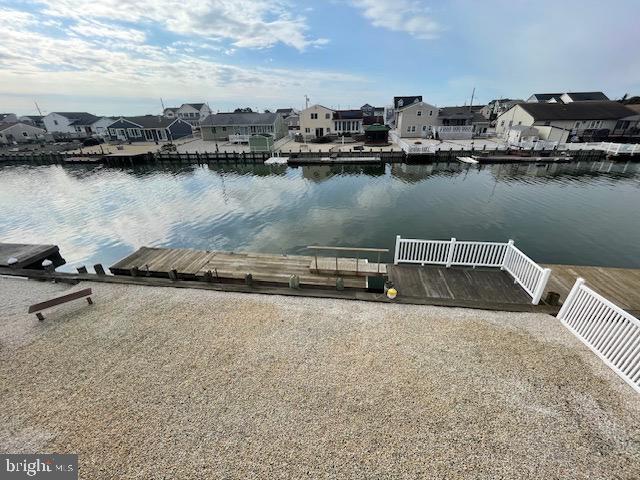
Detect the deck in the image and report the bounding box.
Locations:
[544,264,640,316]
[0,243,65,269]
[387,265,532,305]
[110,247,367,289]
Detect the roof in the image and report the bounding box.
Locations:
[164,107,179,112]
[52,112,99,125]
[517,101,636,121]
[438,106,475,119]
[530,93,563,102]
[117,115,181,128]
[0,121,44,132]
[394,96,422,109]
[333,110,363,120]
[201,112,279,127]
[363,115,384,125]
[564,91,609,101]
[20,115,43,121]
[275,108,294,114]
[184,103,206,110]
[364,123,390,132]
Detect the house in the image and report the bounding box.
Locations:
[299,104,334,139]
[18,115,45,129]
[480,99,523,122]
[506,125,539,145]
[91,117,116,138]
[495,101,638,142]
[0,113,18,124]
[43,112,100,137]
[285,114,300,134]
[200,112,286,142]
[175,103,211,127]
[106,116,192,142]
[163,107,179,119]
[275,108,297,118]
[395,100,439,138]
[360,104,385,117]
[437,106,489,138]
[0,122,46,144]
[333,110,364,135]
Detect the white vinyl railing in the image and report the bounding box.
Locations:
[393,236,551,304]
[228,134,250,143]
[558,278,640,394]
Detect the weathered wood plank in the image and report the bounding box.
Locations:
[0,243,61,269]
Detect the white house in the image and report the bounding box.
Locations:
[0,113,18,124]
[495,101,637,142]
[395,101,439,138]
[0,122,46,144]
[43,112,100,137]
[299,104,334,139]
[176,103,211,127]
[91,117,116,137]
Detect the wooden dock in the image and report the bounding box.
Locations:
[387,265,532,305]
[544,264,640,316]
[0,243,65,269]
[110,247,368,289]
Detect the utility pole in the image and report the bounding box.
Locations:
[469,87,475,109]
[160,98,165,113]
[34,101,43,116]
[304,95,309,110]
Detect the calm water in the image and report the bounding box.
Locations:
[1,160,639,271]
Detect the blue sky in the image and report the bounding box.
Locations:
[1,0,639,116]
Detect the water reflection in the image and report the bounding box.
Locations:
[0,160,638,271]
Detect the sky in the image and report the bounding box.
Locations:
[1,0,639,116]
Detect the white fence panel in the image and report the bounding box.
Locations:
[393,236,550,304]
[558,278,640,394]
[501,241,551,303]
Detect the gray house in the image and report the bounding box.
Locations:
[106,116,192,142]
[200,112,286,142]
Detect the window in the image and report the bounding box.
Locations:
[411,126,416,132]
[53,120,58,125]
[311,113,318,119]
[398,99,404,107]
[575,121,581,128]
[222,127,227,131]
[422,125,427,131]
[109,128,116,136]
[429,110,433,116]
[407,126,411,132]
[22,131,29,137]
[417,110,422,116]
[500,120,505,127]
[305,128,310,133]
[518,121,522,125]
[325,113,330,119]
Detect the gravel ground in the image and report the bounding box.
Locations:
[1,277,639,479]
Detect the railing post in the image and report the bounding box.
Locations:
[393,235,401,265]
[501,239,514,270]
[557,277,585,319]
[531,268,552,305]
[446,237,456,268]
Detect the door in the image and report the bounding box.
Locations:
[315,128,324,137]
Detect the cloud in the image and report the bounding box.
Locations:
[35,0,326,51]
[351,0,441,40]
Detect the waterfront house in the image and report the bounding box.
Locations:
[43,112,100,137]
[480,99,523,122]
[18,115,45,129]
[333,110,364,135]
[163,107,179,119]
[200,112,286,142]
[299,104,335,139]
[0,113,18,124]
[0,122,46,144]
[393,96,422,109]
[495,101,637,142]
[106,116,192,142]
[395,100,439,138]
[436,106,489,139]
[275,108,297,118]
[360,104,385,117]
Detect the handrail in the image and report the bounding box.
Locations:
[307,245,389,253]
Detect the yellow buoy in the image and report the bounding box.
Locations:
[386,287,397,300]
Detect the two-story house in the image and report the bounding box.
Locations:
[299,105,335,139]
[176,103,211,127]
[395,101,439,138]
[495,101,637,142]
[43,112,100,137]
